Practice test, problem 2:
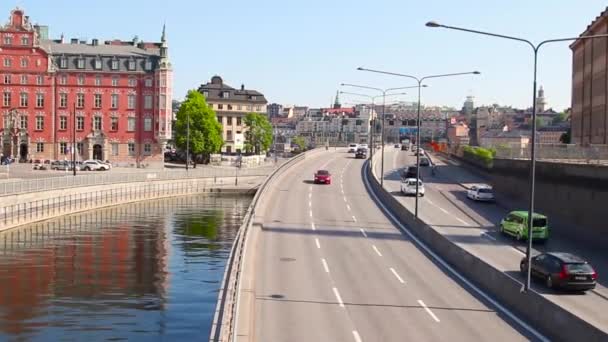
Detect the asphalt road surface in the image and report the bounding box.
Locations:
[249,148,542,342]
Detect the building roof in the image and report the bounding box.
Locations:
[571,6,608,49]
[40,40,160,57]
[198,76,267,104]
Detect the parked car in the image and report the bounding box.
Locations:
[401,144,409,151]
[394,144,400,148]
[314,170,331,184]
[95,160,112,169]
[82,160,110,171]
[355,148,367,159]
[419,157,430,167]
[50,161,80,171]
[401,178,425,196]
[520,252,597,291]
[33,162,47,170]
[467,184,495,202]
[500,211,549,241]
[348,143,359,153]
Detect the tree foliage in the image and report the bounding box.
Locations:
[244,112,272,154]
[293,136,307,152]
[552,112,568,125]
[174,90,223,163]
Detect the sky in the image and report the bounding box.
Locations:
[3,1,607,111]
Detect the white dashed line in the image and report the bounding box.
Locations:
[426,199,435,205]
[309,200,312,207]
[309,210,313,218]
[333,287,345,308]
[346,204,351,211]
[372,245,382,257]
[438,207,449,214]
[315,238,321,249]
[352,215,357,222]
[344,196,347,202]
[321,258,330,273]
[309,192,312,199]
[311,222,316,231]
[482,232,497,241]
[360,228,368,238]
[352,331,363,342]
[390,268,405,284]
[456,218,468,225]
[418,300,440,322]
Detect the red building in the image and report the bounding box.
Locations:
[0,8,172,167]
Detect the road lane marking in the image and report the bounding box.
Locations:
[315,238,321,249]
[309,200,312,207]
[352,215,357,222]
[344,196,347,202]
[418,300,440,322]
[309,192,312,199]
[311,222,316,231]
[456,218,468,225]
[309,186,312,192]
[309,210,313,218]
[372,245,382,257]
[352,331,362,342]
[346,204,351,211]
[333,287,345,308]
[438,207,449,214]
[390,268,405,284]
[321,258,330,273]
[360,228,367,238]
[426,199,435,205]
[482,232,496,241]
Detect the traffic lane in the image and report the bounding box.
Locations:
[343,157,532,339]
[254,150,354,342]
[389,149,608,332]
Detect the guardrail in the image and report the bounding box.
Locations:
[209,152,308,342]
[0,163,284,197]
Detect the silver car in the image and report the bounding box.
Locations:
[82,160,110,171]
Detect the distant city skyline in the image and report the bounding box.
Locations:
[5,1,607,111]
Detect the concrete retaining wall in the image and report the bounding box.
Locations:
[364,162,606,342]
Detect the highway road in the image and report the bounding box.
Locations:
[248,148,542,342]
[375,145,608,334]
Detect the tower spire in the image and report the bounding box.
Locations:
[161,22,166,43]
[333,90,341,109]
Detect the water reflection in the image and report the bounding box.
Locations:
[0,194,250,341]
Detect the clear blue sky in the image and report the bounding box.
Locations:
[4,1,607,110]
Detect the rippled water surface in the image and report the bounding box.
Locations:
[0,194,250,341]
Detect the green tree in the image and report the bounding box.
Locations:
[293,136,307,152]
[174,90,223,165]
[560,128,571,144]
[552,112,568,125]
[244,112,273,155]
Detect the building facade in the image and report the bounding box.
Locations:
[198,76,267,154]
[571,8,608,145]
[0,8,172,167]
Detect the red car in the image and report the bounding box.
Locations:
[314,170,331,184]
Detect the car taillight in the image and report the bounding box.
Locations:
[592,271,598,280]
[559,265,569,280]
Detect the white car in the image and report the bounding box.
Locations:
[95,159,112,169]
[467,184,495,201]
[359,143,368,150]
[82,160,110,171]
[401,178,425,197]
[348,143,359,153]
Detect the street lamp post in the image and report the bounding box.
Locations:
[426,21,608,292]
[72,102,77,176]
[357,67,480,219]
[185,111,190,171]
[341,84,420,188]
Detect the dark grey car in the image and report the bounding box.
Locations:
[520,252,597,291]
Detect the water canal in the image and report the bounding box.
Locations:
[0,194,251,341]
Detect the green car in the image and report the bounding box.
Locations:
[499,211,549,242]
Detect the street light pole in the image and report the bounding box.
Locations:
[72,102,76,176]
[426,21,608,292]
[186,111,190,171]
[357,67,479,217]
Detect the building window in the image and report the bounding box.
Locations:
[217,116,223,123]
[21,59,28,68]
[20,116,27,129]
[94,59,102,70]
[94,116,102,130]
[59,116,67,130]
[77,142,83,155]
[144,143,151,155]
[128,95,136,109]
[144,117,152,131]
[255,106,261,111]
[144,95,152,109]
[237,105,242,110]
[36,142,44,153]
[128,60,136,70]
[160,95,166,109]
[112,76,119,86]
[246,105,251,111]
[36,75,43,85]
[21,75,27,84]
[59,75,67,85]
[145,78,152,87]
[36,93,44,108]
[94,94,102,108]
[227,130,233,141]
[95,75,101,86]
[3,58,11,67]
[60,142,67,154]
[76,93,85,108]
[77,75,84,85]
[77,58,85,69]
[3,74,10,84]
[36,116,44,130]
[145,61,152,70]
[160,78,166,87]
[227,116,232,125]
[3,36,12,45]
[76,116,84,130]
[59,57,67,68]
[237,117,241,126]
[227,104,233,110]
[21,36,29,45]
[111,94,119,109]
[128,143,135,156]
[111,59,119,70]
[111,143,119,156]
[127,117,136,131]
[218,104,224,110]
[128,78,137,87]
[20,92,28,107]
[111,117,118,131]
[223,91,229,98]
[3,92,10,107]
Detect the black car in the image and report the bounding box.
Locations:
[402,166,422,180]
[520,252,597,291]
[401,144,409,151]
[420,157,430,167]
[355,148,368,159]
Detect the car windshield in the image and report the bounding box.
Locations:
[565,263,594,273]
[407,180,422,186]
[317,170,329,175]
[478,188,493,193]
[533,218,547,227]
